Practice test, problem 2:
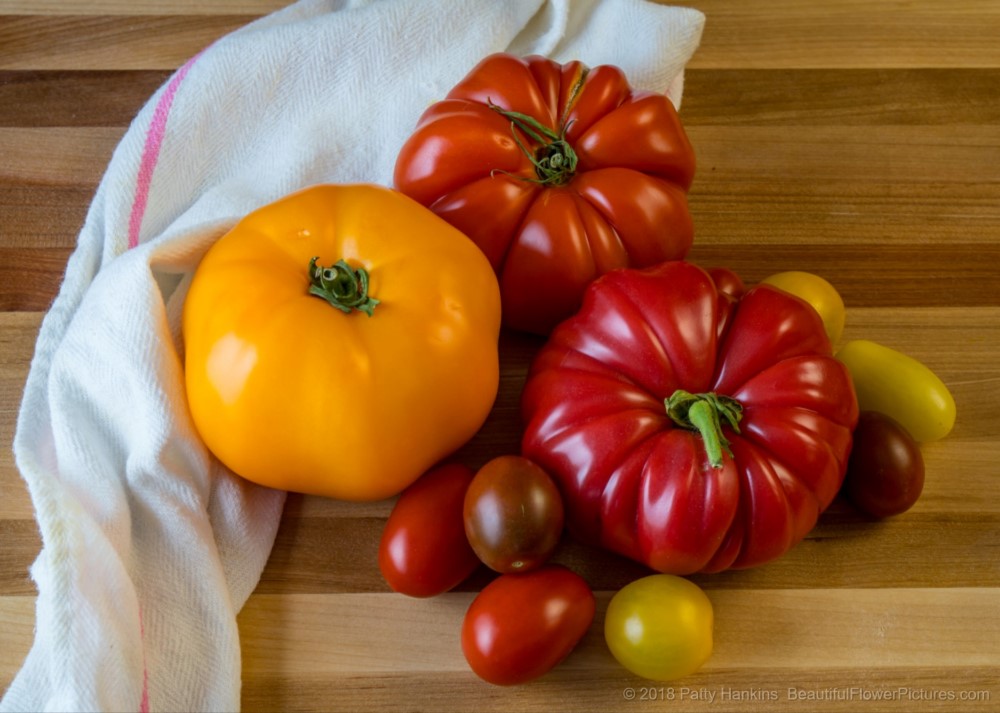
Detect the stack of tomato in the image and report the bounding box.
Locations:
[182,52,957,686]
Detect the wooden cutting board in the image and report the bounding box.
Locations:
[2,1,999,710]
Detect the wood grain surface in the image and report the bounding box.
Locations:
[3,1,999,711]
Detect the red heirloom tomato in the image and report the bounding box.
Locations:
[378,463,481,597]
[394,52,696,334]
[461,565,595,685]
[521,261,859,574]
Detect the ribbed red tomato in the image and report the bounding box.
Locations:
[521,261,859,574]
[394,52,696,334]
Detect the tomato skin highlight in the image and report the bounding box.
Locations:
[836,339,956,442]
[461,565,595,686]
[604,574,713,681]
[843,411,925,518]
[378,463,481,598]
[463,455,565,573]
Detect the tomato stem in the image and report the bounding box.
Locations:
[308,257,379,316]
[488,101,579,186]
[665,390,743,469]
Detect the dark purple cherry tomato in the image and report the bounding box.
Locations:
[378,463,481,597]
[463,455,565,573]
[843,411,925,518]
[461,565,595,685]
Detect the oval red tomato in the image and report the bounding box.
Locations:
[394,52,696,335]
[378,463,481,597]
[843,411,925,518]
[461,565,595,685]
[463,455,565,573]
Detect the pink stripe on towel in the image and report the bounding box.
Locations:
[139,607,149,713]
[127,50,205,711]
[127,52,203,250]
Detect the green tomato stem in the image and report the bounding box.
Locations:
[665,390,744,469]
[308,257,379,317]
[488,101,579,186]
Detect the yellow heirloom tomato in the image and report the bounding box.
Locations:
[183,184,502,501]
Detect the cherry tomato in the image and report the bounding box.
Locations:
[463,455,564,573]
[378,463,481,597]
[843,411,925,518]
[461,565,595,685]
[836,339,956,442]
[761,270,846,345]
[604,574,713,681]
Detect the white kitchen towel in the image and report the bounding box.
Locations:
[1,1,704,711]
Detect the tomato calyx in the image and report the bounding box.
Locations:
[308,257,380,317]
[665,390,743,468]
[488,101,579,186]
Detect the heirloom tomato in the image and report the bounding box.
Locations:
[183,184,501,501]
[604,574,713,681]
[463,455,564,573]
[521,261,859,574]
[394,52,696,334]
[461,565,595,685]
[836,339,956,442]
[379,463,481,597]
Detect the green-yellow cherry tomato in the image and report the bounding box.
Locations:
[761,271,846,345]
[604,574,713,681]
[836,339,956,442]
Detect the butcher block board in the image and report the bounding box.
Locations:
[2,1,999,711]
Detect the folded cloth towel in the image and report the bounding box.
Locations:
[1,1,704,710]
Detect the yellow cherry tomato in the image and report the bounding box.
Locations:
[183,184,501,501]
[604,574,713,681]
[836,339,956,442]
[761,271,846,345]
